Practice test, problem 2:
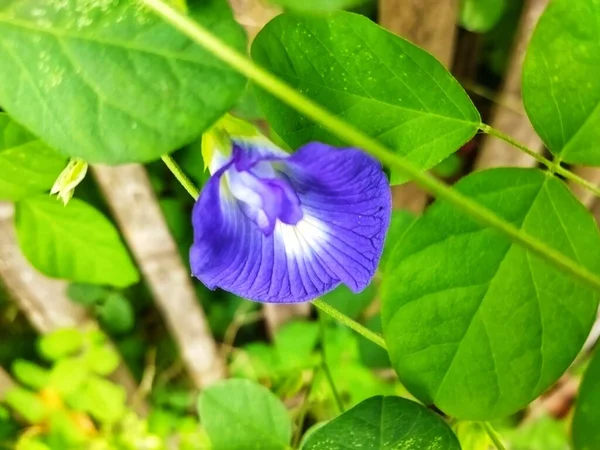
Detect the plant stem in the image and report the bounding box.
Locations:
[144,0,600,294]
[480,124,600,198]
[482,421,507,450]
[313,299,387,349]
[318,310,345,414]
[161,154,200,199]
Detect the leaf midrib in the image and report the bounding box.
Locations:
[0,14,218,66]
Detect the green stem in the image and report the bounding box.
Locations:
[482,422,507,450]
[144,0,600,293]
[161,154,199,199]
[313,299,387,350]
[480,124,600,198]
[318,310,345,413]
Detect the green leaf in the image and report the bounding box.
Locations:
[321,283,377,320]
[11,360,49,390]
[268,0,368,13]
[504,414,568,450]
[274,321,319,370]
[301,396,461,449]
[79,376,126,423]
[17,440,52,450]
[15,196,139,287]
[148,408,178,438]
[98,293,135,334]
[49,357,88,395]
[251,12,480,182]
[573,350,600,449]
[0,113,66,201]
[198,379,292,450]
[0,0,246,164]
[522,0,600,165]
[382,168,600,420]
[85,345,120,376]
[39,328,83,361]
[459,0,506,33]
[4,387,48,424]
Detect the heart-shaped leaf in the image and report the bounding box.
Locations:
[251,12,480,183]
[198,379,292,450]
[382,168,600,419]
[301,396,460,449]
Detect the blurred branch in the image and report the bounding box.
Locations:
[93,164,225,387]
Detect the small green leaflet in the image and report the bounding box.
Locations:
[301,396,461,449]
[573,350,600,449]
[15,196,139,287]
[522,0,600,164]
[251,12,480,183]
[0,113,66,201]
[0,0,246,164]
[198,379,292,450]
[382,168,600,420]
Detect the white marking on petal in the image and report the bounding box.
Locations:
[275,215,329,259]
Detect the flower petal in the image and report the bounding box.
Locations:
[190,142,391,303]
[285,142,391,292]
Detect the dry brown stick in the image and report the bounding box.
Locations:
[0,202,143,412]
[93,164,225,387]
[379,0,459,213]
[474,0,549,170]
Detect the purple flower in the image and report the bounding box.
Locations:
[190,119,391,303]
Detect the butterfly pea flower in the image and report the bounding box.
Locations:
[190,115,391,303]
